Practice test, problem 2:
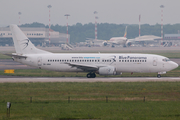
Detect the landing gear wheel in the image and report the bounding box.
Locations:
[87,73,91,78]
[157,74,161,78]
[91,73,96,78]
[86,73,96,78]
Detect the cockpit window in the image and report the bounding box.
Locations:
[162,58,170,62]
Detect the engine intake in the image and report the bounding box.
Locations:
[98,66,117,75]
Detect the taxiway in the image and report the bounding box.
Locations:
[0,77,180,83]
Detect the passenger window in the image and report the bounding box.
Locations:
[90,60,91,62]
[77,60,79,62]
[98,60,99,62]
[119,60,121,62]
[70,60,71,62]
[122,60,124,62]
[95,60,97,62]
[92,60,94,62]
[82,60,84,62]
[72,60,74,62]
[127,60,129,62]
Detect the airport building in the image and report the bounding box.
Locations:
[163,34,180,46]
[0,27,70,46]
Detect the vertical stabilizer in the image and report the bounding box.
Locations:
[10,24,51,54]
[124,26,127,37]
[139,14,141,37]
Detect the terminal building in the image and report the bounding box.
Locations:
[0,27,70,46]
[163,34,180,46]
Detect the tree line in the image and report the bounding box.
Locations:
[21,22,180,44]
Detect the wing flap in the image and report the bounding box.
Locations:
[65,62,98,71]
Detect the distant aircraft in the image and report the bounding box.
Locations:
[103,26,128,47]
[7,24,178,78]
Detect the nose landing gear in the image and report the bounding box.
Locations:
[87,72,96,78]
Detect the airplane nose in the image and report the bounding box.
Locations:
[171,61,179,70]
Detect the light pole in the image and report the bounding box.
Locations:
[64,14,70,43]
[47,5,52,46]
[94,11,98,40]
[18,12,21,26]
[160,5,164,46]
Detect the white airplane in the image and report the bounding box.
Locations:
[8,24,178,78]
[103,26,128,47]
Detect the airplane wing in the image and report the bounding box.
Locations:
[3,53,27,58]
[65,62,99,72]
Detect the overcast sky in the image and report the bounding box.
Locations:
[1,0,180,27]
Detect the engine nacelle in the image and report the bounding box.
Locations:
[98,66,117,75]
[103,42,108,46]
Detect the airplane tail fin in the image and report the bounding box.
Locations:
[10,24,51,54]
[124,26,127,37]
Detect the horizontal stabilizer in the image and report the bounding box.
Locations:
[3,53,27,58]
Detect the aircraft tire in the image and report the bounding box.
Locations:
[157,74,161,78]
[87,73,91,78]
[87,73,96,78]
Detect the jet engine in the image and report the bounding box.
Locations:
[98,66,117,75]
[103,42,108,46]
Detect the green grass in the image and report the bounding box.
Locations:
[1,82,180,119]
[0,66,180,77]
[0,53,11,59]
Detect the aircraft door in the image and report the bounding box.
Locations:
[37,57,42,67]
[153,57,157,66]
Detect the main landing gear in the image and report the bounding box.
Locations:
[87,72,96,78]
[157,74,161,78]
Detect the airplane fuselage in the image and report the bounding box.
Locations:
[14,53,177,74]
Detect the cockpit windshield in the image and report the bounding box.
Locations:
[162,58,170,62]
